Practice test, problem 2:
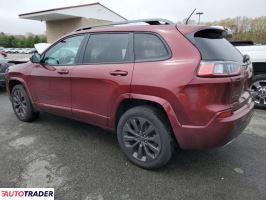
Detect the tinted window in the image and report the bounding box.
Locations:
[134,33,169,61]
[187,29,243,63]
[83,34,131,64]
[43,35,85,65]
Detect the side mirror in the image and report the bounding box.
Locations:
[243,54,250,63]
[30,52,41,63]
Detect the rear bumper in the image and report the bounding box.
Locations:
[172,99,254,150]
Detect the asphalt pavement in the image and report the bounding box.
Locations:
[0,88,265,200]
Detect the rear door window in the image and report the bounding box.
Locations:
[134,33,170,61]
[187,29,243,63]
[83,33,132,64]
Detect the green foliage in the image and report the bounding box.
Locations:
[0,33,47,48]
[205,16,266,44]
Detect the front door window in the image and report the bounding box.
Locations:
[43,35,85,65]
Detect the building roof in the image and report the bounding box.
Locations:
[19,2,127,22]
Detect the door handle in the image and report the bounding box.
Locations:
[57,69,69,75]
[109,70,128,76]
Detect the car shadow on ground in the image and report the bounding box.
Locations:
[0,88,6,93]
[1,89,264,176]
[36,111,248,173]
[38,111,266,200]
[1,91,265,199]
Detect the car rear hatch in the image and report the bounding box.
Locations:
[180,27,253,111]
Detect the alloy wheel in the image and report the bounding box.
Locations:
[251,80,266,106]
[121,117,161,162]
[12,89,27,118]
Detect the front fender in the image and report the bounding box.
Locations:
[7,76,33,103]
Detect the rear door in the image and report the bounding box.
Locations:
[71,33,134,127]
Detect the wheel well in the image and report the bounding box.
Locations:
[115,99,171,127]
[115,99,178,147]
[9,80,22,92]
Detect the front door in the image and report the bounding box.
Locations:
[28,34,86,116]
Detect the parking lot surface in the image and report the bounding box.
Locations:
[6,53,31,60]
[0,89,266,200]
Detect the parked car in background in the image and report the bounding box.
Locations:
[3,48,9,53]
[0,45,38,87]
[0,52,14,87]
[4,48,11,53]
[17,48,24,54]
[232,41,266,109]
[24,48,36,54]
[1,47,46,54]
[8,48,16,54]
[0,51,7,61]
[0,51,7,58]
[5,19,254,169]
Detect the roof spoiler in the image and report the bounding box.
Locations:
[209,26,232,38]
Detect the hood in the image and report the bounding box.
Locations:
[34,43,51,54]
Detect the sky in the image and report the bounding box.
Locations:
[0,0,265,35]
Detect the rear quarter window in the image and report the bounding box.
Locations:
[134,33,170,61]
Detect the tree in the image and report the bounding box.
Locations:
[205,16,266,44]
[0,34,47,48]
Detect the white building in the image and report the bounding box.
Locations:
[19,3,127,42]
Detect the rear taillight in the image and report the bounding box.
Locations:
[197,61,241,77]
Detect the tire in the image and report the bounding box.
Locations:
[11,84,39,122]
[117,106,175,169]
[251,74,266,109]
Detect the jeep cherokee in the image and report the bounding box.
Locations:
[5,19,254,169]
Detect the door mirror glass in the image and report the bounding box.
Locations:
[31,52,41,63]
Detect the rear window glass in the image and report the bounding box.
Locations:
[134,33,169,61]
[187,29,243,63]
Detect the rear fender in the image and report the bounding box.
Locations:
[108,93,182,137]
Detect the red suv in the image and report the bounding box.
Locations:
[5,19,254,169]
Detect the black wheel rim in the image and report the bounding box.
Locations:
[251,80,266,106]
[122,117,161,162]
[12,89,27,118]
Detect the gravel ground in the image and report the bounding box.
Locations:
[0,89,266,200]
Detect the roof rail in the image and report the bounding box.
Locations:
[74,18,175,32]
